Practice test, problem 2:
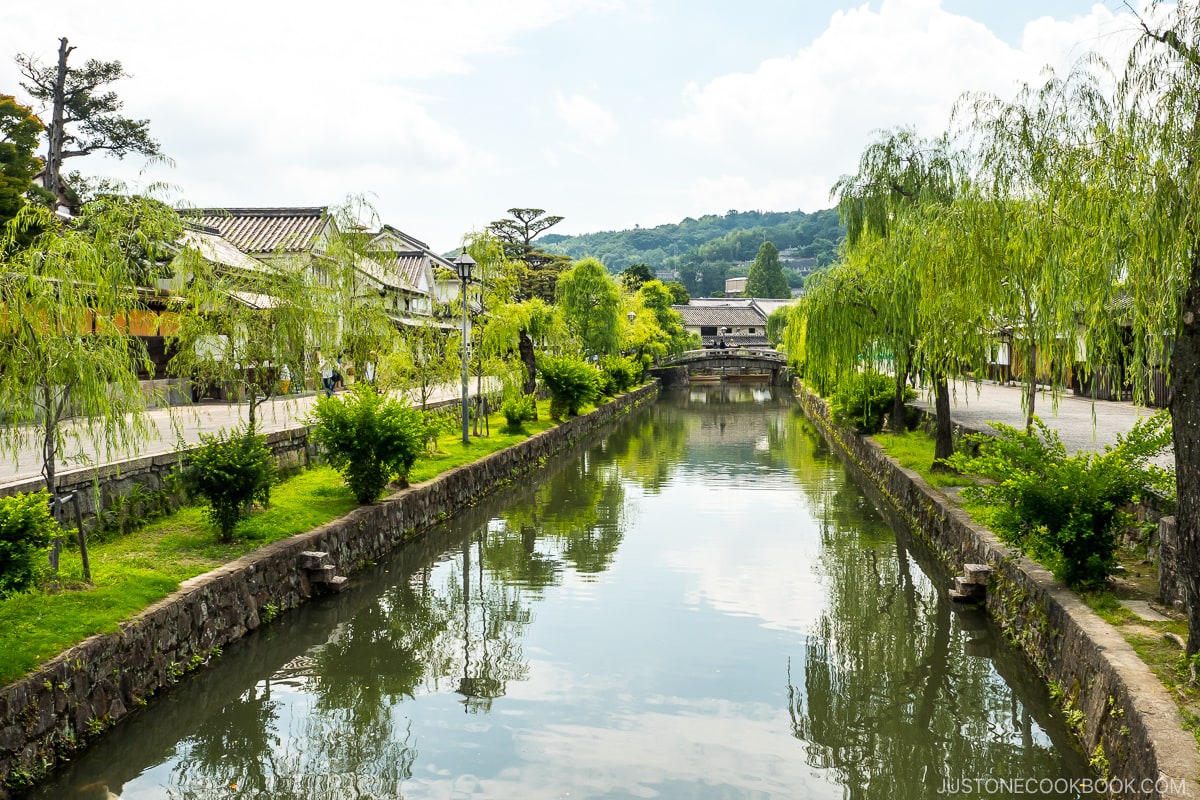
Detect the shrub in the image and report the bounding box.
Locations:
[0,491,57,596]
[599,355,639,394]
[537,354,602,420]
[308,383,426,503]
[184,427,275,541]
[829,370,914,433]
[946,412,1173,587]
[422,409,460,453]
[502,393,536,430]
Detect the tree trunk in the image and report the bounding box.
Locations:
[1173,254,1200,657]
[41,387,61,574]
[46,38,72,211]
[891,362,909,434]
[1025,342,1037,432]
[930,373,954,472]
[519,329,538,420]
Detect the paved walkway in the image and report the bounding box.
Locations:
[0,383,477,490]
[911,379,1175,469]
[1,377,1173,490]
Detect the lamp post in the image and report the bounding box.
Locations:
[453,250,476,445]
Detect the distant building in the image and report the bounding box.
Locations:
[725,276,747,296]
[672,298,770,349]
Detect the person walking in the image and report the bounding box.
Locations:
[318,351,335,397]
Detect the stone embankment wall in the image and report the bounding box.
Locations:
[797,386,1198,800]
[0,384,659,797]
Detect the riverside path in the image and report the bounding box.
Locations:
[0,383,477,490]
[910,379,1175,469]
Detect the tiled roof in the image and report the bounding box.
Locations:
[190,207,328,254]
[378,224,430,251]
[179,228,271,275]
[674,305,766,327]
[377,252,429,290]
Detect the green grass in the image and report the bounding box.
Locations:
[0,394,599,685]
[409,399,561,483]
[872,431,970,487]
[0,464,359,684]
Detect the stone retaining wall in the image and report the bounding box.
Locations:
[0,384,659,796]
[797,385,1198,800]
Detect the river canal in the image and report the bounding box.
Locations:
[33,385,1094,799]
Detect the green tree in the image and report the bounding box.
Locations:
[488,208,571,304]
[488,207,564,255]
[664,280,690,305]
[620,262,654,291]
[556,257,621,357]
[1081,0,1200,655]
[16,38,161,212]
[744,241,790,298]
[828,127,967,459]
[0,195,183,581]
[635,279,693,356]
[0,95,48,234]
[183,426,275,541]
[168,244,330,432]
[482,297,567,402]
[381,322,460,410]
[960,62,1110,431]
[309,383,427,503]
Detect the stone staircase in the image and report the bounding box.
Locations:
[949,563,992,603]
[298,550,349,593]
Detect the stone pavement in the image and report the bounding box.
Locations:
[0,382,477,490]
[911,379,1175,469]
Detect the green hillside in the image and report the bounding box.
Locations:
[537,207,843,297]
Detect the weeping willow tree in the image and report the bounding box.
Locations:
[786,238,896,399]
[169,200,390,431]
[800,127,961,464]
[0,194,183,581]
[167,244,330,432]
[327,199,402,387]
[958,60,1115,431]
[482,297,568,399]
[1071,0,1200,656]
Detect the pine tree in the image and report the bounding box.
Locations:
[744,241,789,298]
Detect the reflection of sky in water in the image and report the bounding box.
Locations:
[36,390,1089,800]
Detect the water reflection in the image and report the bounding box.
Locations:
[31,384,1092,799]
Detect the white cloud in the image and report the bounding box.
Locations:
[0,0,1145,248]
[661,0,1141,214]
[555,92,620,146]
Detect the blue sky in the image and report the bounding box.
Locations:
[0,1,1147,252]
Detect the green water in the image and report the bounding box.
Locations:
[32,385,1093,799]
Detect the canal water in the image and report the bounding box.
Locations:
[32,385,1094,799]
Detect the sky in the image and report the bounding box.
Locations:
[0,1,1150,254]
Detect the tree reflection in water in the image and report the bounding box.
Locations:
[785,437,1084,799]
[34,387,1093,800]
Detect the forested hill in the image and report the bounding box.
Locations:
[536,207,844,296]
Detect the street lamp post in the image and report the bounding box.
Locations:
[453,251,476,445]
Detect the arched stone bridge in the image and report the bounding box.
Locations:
[650,348,790,387]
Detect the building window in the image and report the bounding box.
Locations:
[748,328,756,334]
[700,326,717,336]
